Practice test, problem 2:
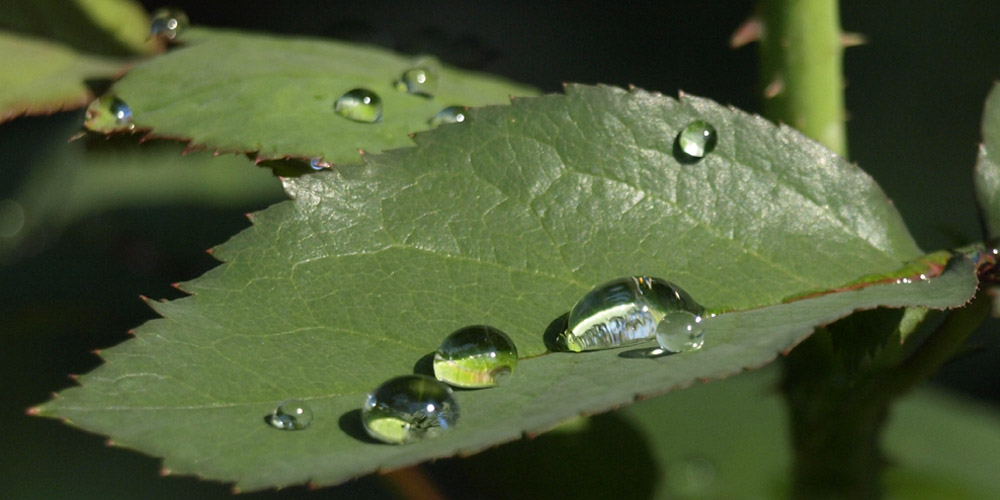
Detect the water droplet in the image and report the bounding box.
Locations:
[675,120,718,161]
[334,88,382,123]
[394,67,438,97]
[656,310,705,353]
[268,399,313,430]
[362,374,459,444]
[667,456,717,496]
[0,199,25,238]
[309,158,331,170]
[150,8,189,40]
[433,325,518,388]
[429,106,466,127]
[85,95,134,131]
[561,277,704,352]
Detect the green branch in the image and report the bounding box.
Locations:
[760,0,847,156]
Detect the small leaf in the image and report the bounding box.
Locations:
[0,118,284,261]
[85,28,539,163]
[42,86,954,490]
[619,366,1000,499]
[974,82,1000,240]
[0,31,128,122]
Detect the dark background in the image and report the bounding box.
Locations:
[2,1,999,498]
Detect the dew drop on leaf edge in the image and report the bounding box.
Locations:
[433,325,518,388]
[334,88,383,123]
[429,106,466,127]
[561,276,704,352]
[394,67,438,98]
[656,310,706,353]
[362,374,459,444]
[85,95,134,131]
[675,120,718,161]
[267,399,313,430]
[150,8,189,40]
[309,158,331,170]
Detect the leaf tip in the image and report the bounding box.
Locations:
[159,467,172,477]
[205,248,214,255]
[91,348,102,356]
[25,406,40,416]
[67,373,79,381]
[105,438,116,447]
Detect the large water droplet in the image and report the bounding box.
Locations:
[429,106,466,127]
[150,8,189,40]
[334,88,382,123]
[394,67,438,97]
[268,399,313,430]
[362,374,459,444]
[434,325,518,388]
[675,120,718,161]
[656,310,705,353]
[561,276,703,352]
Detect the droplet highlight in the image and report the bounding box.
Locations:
[675,120,718,161]
[395,67,438,97]
[268,399,313,430]
[150,8,189,40]
[429,106,466,127]
[362,374,459,444]
[434,325,518,388]
[561,276,704,352]
[334,88,382,123]
[656,310,705,353]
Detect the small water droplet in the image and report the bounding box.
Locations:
[656,310,705,353]
[394,67,438,97]
[334,88,382,123]
[667,456,717,496]
[434,325,518,388]
[309,158,331,170]
[674,120,718,162]
[85,95,135,131]
[268,399,313,430]
[150,8,189,40]
[361,374,459,444]
[429,106,466,127]
[0,199,25,238]
[561,277,704,352]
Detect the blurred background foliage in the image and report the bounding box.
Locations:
[2,1,999,498]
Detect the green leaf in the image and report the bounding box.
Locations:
[41,86,961,490]
[0,31,128,122]
[83,28,539,163]
[0,0,156,56]
[974,82,1000,240]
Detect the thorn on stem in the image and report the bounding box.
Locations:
[730,17,762,48]
[764,77,784,99]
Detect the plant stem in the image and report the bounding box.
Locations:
[759,0,847,156]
